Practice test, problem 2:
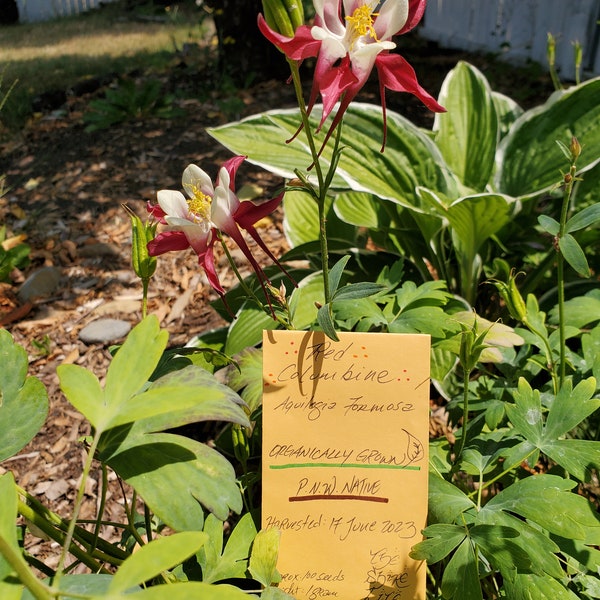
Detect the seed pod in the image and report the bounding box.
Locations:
[123,204,157,282]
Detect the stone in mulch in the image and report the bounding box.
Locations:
[17,266,61,302]
[78,318,131,344]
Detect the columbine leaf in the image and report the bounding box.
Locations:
[328,254,351,297]
[484,474,600,542]
[428,473,475,524]
[476,509,563,578]
[409,524,466,563]
[559,232,590,277]
[549,289,600,328]
[441,538,483,600]
[317,304,339,341]
[333,282,385,301]
[108,532,208,593]
[248,528,281,588]
[101,432,243,531]
[103,315,168,413]
[220,347,263,414]
[0,330,48,462]
[108,366,248,432]
[198,513,257,584]
[538,215,560,236]
[544,378,598,439]
[565,202,600,233]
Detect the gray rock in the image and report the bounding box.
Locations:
[78,318,131,344]
[17,267,61,302]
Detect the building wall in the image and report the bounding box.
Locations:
[15,0,119,23]
[421,0,600,81]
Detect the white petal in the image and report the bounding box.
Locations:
[211,185,236,229]
[314,0,345,34]
[375,0,409,40]
[182,163,213,198]
[157,189,189,219]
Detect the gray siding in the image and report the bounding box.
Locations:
[421,0,600,80]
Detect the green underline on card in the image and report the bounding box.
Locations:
[270,463,421,470]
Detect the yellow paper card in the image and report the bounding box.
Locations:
[262,330,430,600]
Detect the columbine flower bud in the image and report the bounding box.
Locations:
[570,136,582,162]
[123,204,157,282]
[261,0,304,38]
[491,270,528,323]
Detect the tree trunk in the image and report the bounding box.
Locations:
[204,0,289,84]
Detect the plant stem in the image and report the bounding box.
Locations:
[454,372,471,462]
[287,58,335,305]
[53,434,101,586]
[0,535,49,600]
[556,163,577,387]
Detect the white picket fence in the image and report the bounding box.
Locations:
[422,0,600,81]
[16,0,119,23]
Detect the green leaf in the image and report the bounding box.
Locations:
[0,330,48,462]
[505,377,544,445]
[101,432,243,531]
[225,304,278,356]
[484,474,600,542]
[549,289,600,327]
[333,282,385,301]
[108,532,208,593]
[58,364,104,429]
[289,271,324,330]
[317,304,339,341]
[434,61,498,191]
[538,215,560,236]
[260,587,296,600]
[21,575,118,600]
[441,538,482,600]
[221,347,263,414]
[497,77,600,198]
[565,202,600,232]
[249,528,281,588]
[104,315,168,411]
[209,103,455,207]
[428,473,475,524]
[283,189,354,247]
[470,524,533,575]
[198,513,257,584]
[107,366,248,432]
[97,581,251,599]
[446,193,516,302]
[542,439,600,482]
[328,254,351,297]
[559,232,590,277]
[492,91,524,139]
[476,509,563,578]
[409,523,466,563]
[504,572,579,599]
[0,473,27,600]
[544,378,598,439]
[333,191,385,228]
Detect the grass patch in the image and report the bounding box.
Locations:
[0,0,210,129]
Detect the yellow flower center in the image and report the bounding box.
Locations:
[345,3,379,47]
[186,185,212,224]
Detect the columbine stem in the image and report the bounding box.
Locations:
[53,434,100,586]
[556,163,577,387]
[287,58,335,304]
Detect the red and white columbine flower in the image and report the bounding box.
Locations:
[147,156,286,304]
[258,0,445,148]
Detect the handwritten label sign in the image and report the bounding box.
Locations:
[262,330,430,600]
